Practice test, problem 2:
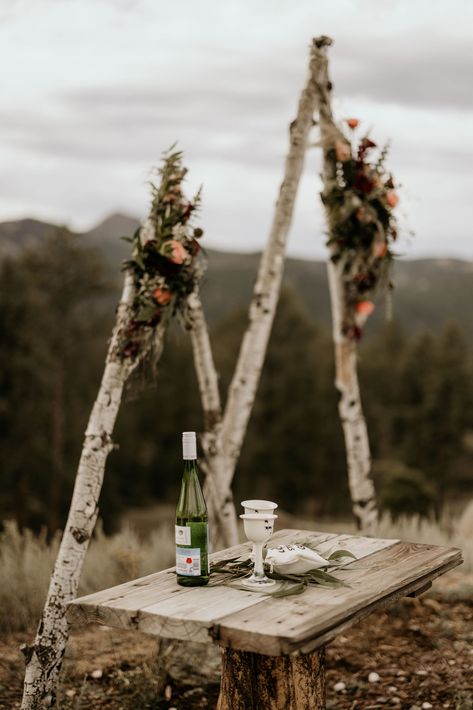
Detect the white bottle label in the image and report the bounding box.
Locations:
[176,547,201,576]
[175,525,191,545]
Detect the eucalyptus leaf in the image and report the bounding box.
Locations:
[307,569,349,587]
[135,304,157,322]
[328,549,357,562]
[269,581,307,598]
[133,252,145,270]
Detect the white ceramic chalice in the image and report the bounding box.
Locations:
[239,512,278,589]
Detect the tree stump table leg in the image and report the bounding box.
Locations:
[217,646,325,710]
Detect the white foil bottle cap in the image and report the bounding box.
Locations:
[182,431,197,460]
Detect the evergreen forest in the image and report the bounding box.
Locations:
[1,222,472,534]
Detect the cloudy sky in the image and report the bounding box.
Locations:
[0,0,472,259]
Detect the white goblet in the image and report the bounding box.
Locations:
[239,513,277,589]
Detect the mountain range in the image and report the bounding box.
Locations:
[1,213,472,339]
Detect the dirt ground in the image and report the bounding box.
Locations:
[1,595,471,710]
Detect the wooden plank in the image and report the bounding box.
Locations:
[68,529,395,642]
[67,529,461,657]
[213,541,462,655]
[67,530,338,634]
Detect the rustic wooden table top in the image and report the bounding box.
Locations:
[67,528,462,656]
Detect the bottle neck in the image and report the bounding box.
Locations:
[177,457,207,517]
[183,458,198,478]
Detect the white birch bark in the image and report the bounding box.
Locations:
[198,40,326,529]
[187,291,239,547]
[21,273,166,709]
[313,37,378,534]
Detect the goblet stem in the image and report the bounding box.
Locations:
[253,542,264,578]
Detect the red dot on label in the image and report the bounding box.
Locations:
[186,557,192,564]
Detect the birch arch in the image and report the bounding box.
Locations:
[22,37,401,708]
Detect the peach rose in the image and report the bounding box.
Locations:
[166,240,189,264]
[372,242,388,259]
[355,300,375,316]
[154,287,172,305]
[335,139,351,162]
[345,118,359,130]
[386,190,399,208]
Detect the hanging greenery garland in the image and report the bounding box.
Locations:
[119,147,206,359]
[322,119,400,339]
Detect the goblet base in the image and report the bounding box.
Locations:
[240,575,276,590]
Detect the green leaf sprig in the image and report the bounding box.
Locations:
[208,545,356,598]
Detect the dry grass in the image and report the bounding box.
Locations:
[0,520,174,633]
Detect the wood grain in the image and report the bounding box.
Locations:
[67,529,462,656]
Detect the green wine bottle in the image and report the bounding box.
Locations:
[175,431,209,586]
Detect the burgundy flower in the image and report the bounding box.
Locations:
[189,238,201,256]
[354,172,374,194]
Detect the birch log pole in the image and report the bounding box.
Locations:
[197,39,327,532]
[21,273,166,709]
[187,290,239,547]
[313,38,378,534]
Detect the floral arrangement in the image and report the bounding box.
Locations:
[322,118,399,340]
[119,147,205,359]
[208,541,356,597]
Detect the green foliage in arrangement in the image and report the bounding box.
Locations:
[119,147,205,359]
[322,118,399,339]
[208,553,350,599]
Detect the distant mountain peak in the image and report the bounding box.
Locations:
[90,213,140,235]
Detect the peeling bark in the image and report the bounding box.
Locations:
[217,646,325,710]
[313,38,378,534]
[327,260,378,532]
[187,291,239,547]
[21,273,166,709]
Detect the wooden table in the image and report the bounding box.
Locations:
[67,528,462,709]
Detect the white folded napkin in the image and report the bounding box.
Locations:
[264,543,329,574]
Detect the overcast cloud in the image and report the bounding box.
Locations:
[0,0,472,258]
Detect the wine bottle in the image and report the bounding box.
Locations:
[175,431,209,586]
